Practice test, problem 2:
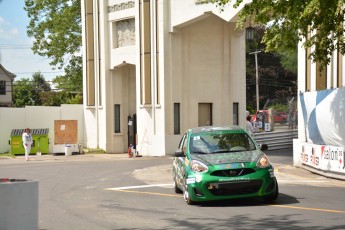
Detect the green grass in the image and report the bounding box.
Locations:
[0,152,16,158]
[83,148,105,154]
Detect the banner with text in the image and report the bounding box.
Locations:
[300,143,345,174]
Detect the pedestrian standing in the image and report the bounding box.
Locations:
[246,115,255,136]
[22,128,33,161]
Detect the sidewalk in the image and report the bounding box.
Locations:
[276,163,345,182]
[0,153,131,162]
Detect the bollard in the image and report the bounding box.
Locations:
[0,179,39,230]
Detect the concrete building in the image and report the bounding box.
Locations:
[81,0,249,156]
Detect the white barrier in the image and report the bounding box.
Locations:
[0,179,39,230]
[294,141,345,175]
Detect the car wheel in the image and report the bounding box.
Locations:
[263,180,279,203]
[183,183,195,205]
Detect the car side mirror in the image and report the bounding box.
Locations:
[174,149,185,157]
[260,144,268,151]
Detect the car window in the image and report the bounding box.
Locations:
[178,133,188,154]
[182,134,188,154]
[189,131,256,154]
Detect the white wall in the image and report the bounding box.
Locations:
[169,0,249,30]
[0,105,84,154]
[82,0,247,156]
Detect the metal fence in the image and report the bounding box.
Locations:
[253,129,298,150]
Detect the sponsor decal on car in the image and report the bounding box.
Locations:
[269,168,275,177]
[186,177,196,184]
[219,178,251,182]
[219,163,245,169]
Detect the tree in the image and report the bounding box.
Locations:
[12,72,81,107]
[211,0,345,65]
[31,72,51,105]
[13,78,37,107]
[24,0,83,94]
[13,72,52,107]
[52,56,82,93]
[246,27,297,111]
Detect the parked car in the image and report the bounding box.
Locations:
[251,110,288,124]
[172,126,278,205]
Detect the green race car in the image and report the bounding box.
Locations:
[172,126,278,205]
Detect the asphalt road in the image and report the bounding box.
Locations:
[0,149,345,230]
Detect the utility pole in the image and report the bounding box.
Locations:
[249,50,261,112]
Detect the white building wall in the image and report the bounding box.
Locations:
[297,40,306,142]
[83,0,247,155]
[169,0,249,30]
[0,105,84,154]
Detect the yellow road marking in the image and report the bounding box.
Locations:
[109,189,345,214]
[271,204,345,214]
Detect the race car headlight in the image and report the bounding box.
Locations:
[191,160,208,173]
[256,155,271,168]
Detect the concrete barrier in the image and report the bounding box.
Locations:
[0,179,38,230]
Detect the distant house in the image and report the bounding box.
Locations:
[0,64,16,107]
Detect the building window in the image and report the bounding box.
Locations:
[198,103,212,126]
[0,81,6,95]
[114,104,121,133]
[233,103,239,125]
[174,103,180,134]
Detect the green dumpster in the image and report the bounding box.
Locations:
[9,129,49,155]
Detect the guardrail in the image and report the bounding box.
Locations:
[253,129,298,150]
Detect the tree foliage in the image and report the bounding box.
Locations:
[246,27,297,111]
[24,0,83,93]
[52,56,82,93]
[13,72,82,107]
[13,78,36,107]
[211,0,345,65]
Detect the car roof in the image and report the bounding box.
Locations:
[189,126,245,134]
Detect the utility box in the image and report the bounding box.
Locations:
[9,129,49,155]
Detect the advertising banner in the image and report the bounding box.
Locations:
[300,143,345,174]
[300,88,345,146]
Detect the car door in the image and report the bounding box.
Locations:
[174,133,188,188]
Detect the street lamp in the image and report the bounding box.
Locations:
[246,26,254,41]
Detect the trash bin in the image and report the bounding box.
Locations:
[0,179,38,230]
[9,129,49,155]
[65,145,72,156]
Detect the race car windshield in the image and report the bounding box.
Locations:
[189,131,257,154]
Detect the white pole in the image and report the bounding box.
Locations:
[249,50,261,112]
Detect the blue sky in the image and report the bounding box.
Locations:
[0,0,63,81]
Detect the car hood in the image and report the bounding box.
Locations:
[191,150,263,165]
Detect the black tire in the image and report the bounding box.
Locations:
[173,175,183,194]
[183,182,195,205]
[183,189,194,205]
[263,180,279,203]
